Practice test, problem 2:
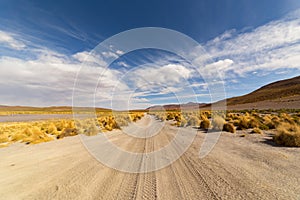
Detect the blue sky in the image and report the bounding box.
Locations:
[0,0,300,109]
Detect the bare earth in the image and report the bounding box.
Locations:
[0,114,74,122]
[0,115,299,200]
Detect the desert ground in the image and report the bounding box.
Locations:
[0,114,74,123]
[0,115,299,200]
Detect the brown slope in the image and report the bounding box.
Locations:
[147,102,207,111]
[226,75,300,105]
[0,105,112,112]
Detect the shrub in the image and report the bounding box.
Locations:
[167,113,175,121]
[0,132,9,143]
[261,115,276,129]
[200,118,210,129]
[47,123,59,135]
[273,122,300,147]
[187,116,200,127]
[115,118,129,127]
[212,116,225,131]
[223,123,235,133]
[237,116,249,130]
[251,127,263,134]
[259,124,269,130]
[279,113,295,124]
[248,118,261,128]
[87,124,99,135]
[179,117,187,127]
[57,128,78,139]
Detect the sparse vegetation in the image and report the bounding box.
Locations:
[0,111,145,147]
[149,110,300,147]
[1,108,299,148]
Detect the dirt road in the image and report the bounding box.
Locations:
[0,115,299,199]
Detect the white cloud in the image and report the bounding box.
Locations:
[101,51,118,59]
[0,45,126,107]
[199,10,300,78]
[131,63,193,88]
[116,50,124,55]
[72,51,106,66]
[117,61,129,68]
[200,59,234,77]
[0,30,26,50]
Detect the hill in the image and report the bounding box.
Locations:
[148,75,300,110]
[226,75,300,105]
[147,102,207,111]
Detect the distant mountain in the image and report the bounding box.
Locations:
[2,76,300,112]
[148,75,300,111]
[226,75,300,106]
[0,105,112,112]
[147,102,207,111]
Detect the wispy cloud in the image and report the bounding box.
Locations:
[200,9,300,78]
[0,31,26,50]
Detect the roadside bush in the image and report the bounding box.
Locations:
[57,128,78,139]
[279,113,295,124]
[248,118,261,128]
[167,113,175,121]
[259,123,269,130]
[47,123,59,135]
[0,132,9,143]
[262,115,277,129]
[223,123,235,133]
[187,116,201,127]
[237,116,249,130]
[179,117,187,127]
[273,122,300,147]
[212,116,225,131]
[251,127,263,134]
[200,118,210,129]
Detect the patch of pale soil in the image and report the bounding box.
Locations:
[0,114,73,122]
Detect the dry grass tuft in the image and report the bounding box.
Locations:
[273,122,300,147]
[251,127,263,134]
[212,116,225,131]
[237,116,249,130]
[223,123,235,133]
[200,118,211,129]
[187,116,201,127]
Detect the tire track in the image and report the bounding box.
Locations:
[161,128,220,200]
[136,136,158,200]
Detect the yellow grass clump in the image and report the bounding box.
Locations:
[0,132,9,143]
[273,122,300,147]
[223,123,235,133]
[251,127,263,134]
[200,118,211,129]
[187,116,201,127]
[0,111,145,147]
[212,116,225,131]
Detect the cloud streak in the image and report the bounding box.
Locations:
[0,31,26,50]
[201,10,300,78]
